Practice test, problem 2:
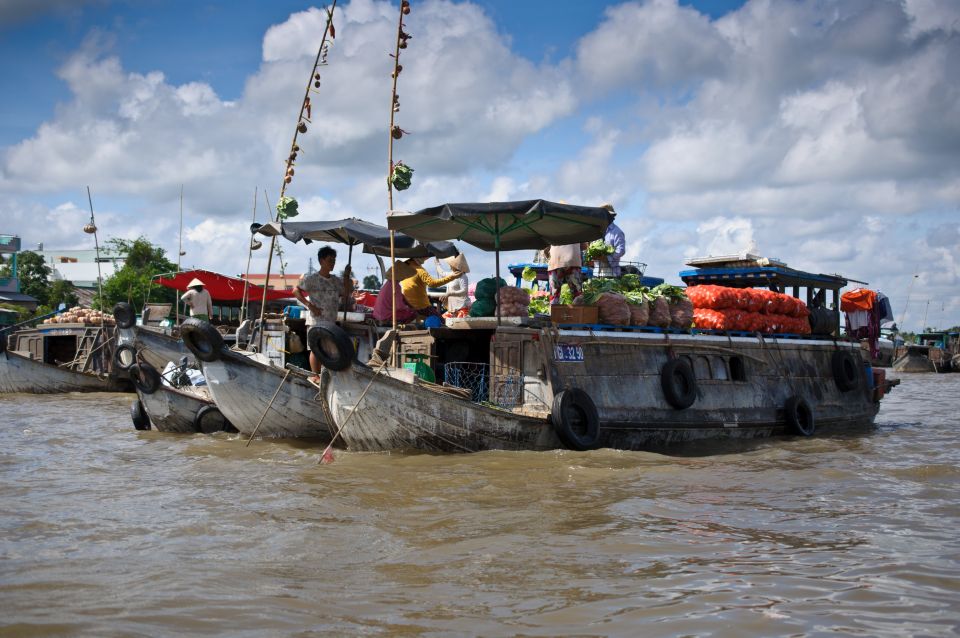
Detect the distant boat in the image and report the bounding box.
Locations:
[0,315,130,394]
[892,331,958,373]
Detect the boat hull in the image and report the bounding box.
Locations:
[320,330,882,453]
[202,349,333,440]
[0,349,128,394]
[134,326,194,371]
[136,384,216,433]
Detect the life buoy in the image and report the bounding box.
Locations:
[661,358,697,409]
[307,322,354,371]
[784,395,815,436]
[551,388,601,450]
[831,350,860,392]
[193,404,233,434]
[113,302,136,329]
[114,344,137,372]
[180,318,224,363]
[129,362,161,395]
[130,399,151,430]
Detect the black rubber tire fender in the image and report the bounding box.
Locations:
[180,318,224,363]
[130,399,151,430]
[193,404,233,434]
[307,322,354,371]
[831,350,860,392]
[114,343,137,372]
[129,362,162,395]
[113,302,136,329]
[661,357,697,409]
[785,395,815,436]
[551,388,601,451]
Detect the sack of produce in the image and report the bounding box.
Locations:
[596,292,630,326]
[623,291,650,326]
[474,277,507,301]
[669,297,694,329]
[469,298,497,317]
[497,286,531,317]
[648,297,671,328]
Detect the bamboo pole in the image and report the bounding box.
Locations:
[386,0,409,334]
[240,186,258,325]
[85,187,105,330]
[257,1,338,350]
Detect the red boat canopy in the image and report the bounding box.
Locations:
[154,269,292,302]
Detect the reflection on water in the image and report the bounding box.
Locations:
[1,373,959,636]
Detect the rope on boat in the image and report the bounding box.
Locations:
[245,367,292,446]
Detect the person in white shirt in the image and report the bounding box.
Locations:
[441,252,471,313]
[180,277,213,321]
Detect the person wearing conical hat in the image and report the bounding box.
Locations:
[180,277,213,321]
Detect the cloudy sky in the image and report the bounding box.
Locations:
[1,0,958,330]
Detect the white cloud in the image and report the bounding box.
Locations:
[2,0,960,328]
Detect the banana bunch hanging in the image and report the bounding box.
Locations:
[276,1,338,221]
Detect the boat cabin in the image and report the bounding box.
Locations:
[679,254,849,336]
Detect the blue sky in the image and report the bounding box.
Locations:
[1,0,959,330]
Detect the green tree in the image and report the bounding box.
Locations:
[15,251,52,306]
[48,279,79,308]
[98,237,178,311]
[362,274,381,290]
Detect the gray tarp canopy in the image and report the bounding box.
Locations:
[386,199,612,251]
[254,217,416,250]
[362,240,459,259]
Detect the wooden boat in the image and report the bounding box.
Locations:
[0,322,129,394]
[312,326,888,453]
[200,348,333,440]
[116,324,232,434]
[892,331,958,373]
[190,200,895,453]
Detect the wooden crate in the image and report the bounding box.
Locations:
[550,305,598,324]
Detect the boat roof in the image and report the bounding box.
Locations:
[153,269,291,302]
[679,265,850,290]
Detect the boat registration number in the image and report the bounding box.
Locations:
[554,343,584,362]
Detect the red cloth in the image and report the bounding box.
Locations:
[840,288,877,312]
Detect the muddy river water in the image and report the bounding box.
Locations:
[1,372,958,636]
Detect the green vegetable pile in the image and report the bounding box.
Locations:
[276,196,299,219]
[649,283,687,301]
[585,239,614,261]
[528,295,550,316]
[521,266,537,282]
[391,162,414,191]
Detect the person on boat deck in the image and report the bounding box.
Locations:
[440,252,471,313]
[598,203,626,277]
[400,257,463,318]
[372,260,418,324]
[294,245,352,374]
[546,243,583,305]
[180,278,213,321]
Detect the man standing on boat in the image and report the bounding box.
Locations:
[295,246,352,374]
[181,278,213,321]
[597,202,626,277]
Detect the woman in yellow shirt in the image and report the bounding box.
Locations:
[400,258,463,317]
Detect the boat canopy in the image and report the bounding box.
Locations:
[362,240,459,259]
[154,269,290,302]
[387,199,612,251]
[679,265,850,291]
[254,218,416,250]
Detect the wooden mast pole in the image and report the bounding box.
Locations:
[257,1,338,352]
